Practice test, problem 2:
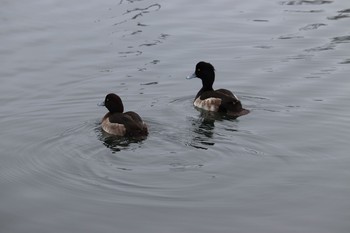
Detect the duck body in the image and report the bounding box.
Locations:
[187,61,249,117]
[100,93,148,137]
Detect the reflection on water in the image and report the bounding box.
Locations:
[188,109,242,150]
[281,0,333,5]
[328,8,350,20]
[110,0,167,72]
[96,126,146,153]
[299,23,326,31]
[188,116,215,150]
[340,58,350,64]
[305,34,350,52]
[123,3,161,19]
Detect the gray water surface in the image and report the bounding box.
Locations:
[1,0,350,232]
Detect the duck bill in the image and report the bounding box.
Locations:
[186,72,197,79]
[97,101,105,107]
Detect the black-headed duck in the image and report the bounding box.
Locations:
[187,61,249,117]
[100,93,148,137]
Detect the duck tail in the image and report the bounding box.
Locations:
[220,101,250,118]
[122,112,149,137]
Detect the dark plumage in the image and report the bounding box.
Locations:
[187,61,249,117]
[100,93,148,137]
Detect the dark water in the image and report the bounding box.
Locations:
[1,0,350,232]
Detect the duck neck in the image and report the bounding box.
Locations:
[196,73,214,98]
[107,104,124,113]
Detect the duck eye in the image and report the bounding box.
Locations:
[106,98,109,102]
[197,68,200,72]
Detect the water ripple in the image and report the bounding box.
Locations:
[123,3,161,17]
[299,23,326,31]
[327,14,350,20]
[5,105,259,206]
[332,35,350,44]
[108,1,167,72]
[281,0,333,5]
[339,59,350,64]
[327,9,350,20]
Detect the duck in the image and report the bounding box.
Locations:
[187,61,249,117]
[100,93,148,137]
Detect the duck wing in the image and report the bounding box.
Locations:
[123,111,148,136]
[215,89,235,98]
[107,112,125,124]
[199,90,239,104]
[200,90,248,116]
[124,111,143,123]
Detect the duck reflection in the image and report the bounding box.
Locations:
[189,118,215,150]
[189,109,239,150]
[97,128,146,153]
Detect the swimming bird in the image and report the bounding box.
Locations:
[100,93,148,137]
[187,61,249,117]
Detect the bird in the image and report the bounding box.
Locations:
[100,93,148,137]
[187,61,249,117]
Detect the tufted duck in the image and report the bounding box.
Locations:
[100,93,148,137]
[187,61,249,117]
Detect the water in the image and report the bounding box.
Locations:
[1,0,350,232]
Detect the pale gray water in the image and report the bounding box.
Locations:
[1,0,350,232]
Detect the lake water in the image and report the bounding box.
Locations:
[1,0,350,232]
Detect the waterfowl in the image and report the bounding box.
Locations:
[100,93,148,137]
[187,61,249,117]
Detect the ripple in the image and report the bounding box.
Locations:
[109,2,167,73]
[306,34,350,53]
[305,43,334,52]
[332,35,350,44]
[122,29,142,37]
[327,9,350,20]
[338,8,350,13]
[118,50,142,57]
[284,9,324,13]
[304,75,321,79]
[254,45,273,49]
[6,101,254,205]
[327,14,350,20]
[252,19,269,22]
[278,34,304,40]
[299,23,326,31]
[114,3,161,25]
[123,3,161,18]
[11,121,147,193]
[339,59,350,64]
[282,54,313,62]
[140,81,158,85]
[281,0,333,5]
[139,40,161,47]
